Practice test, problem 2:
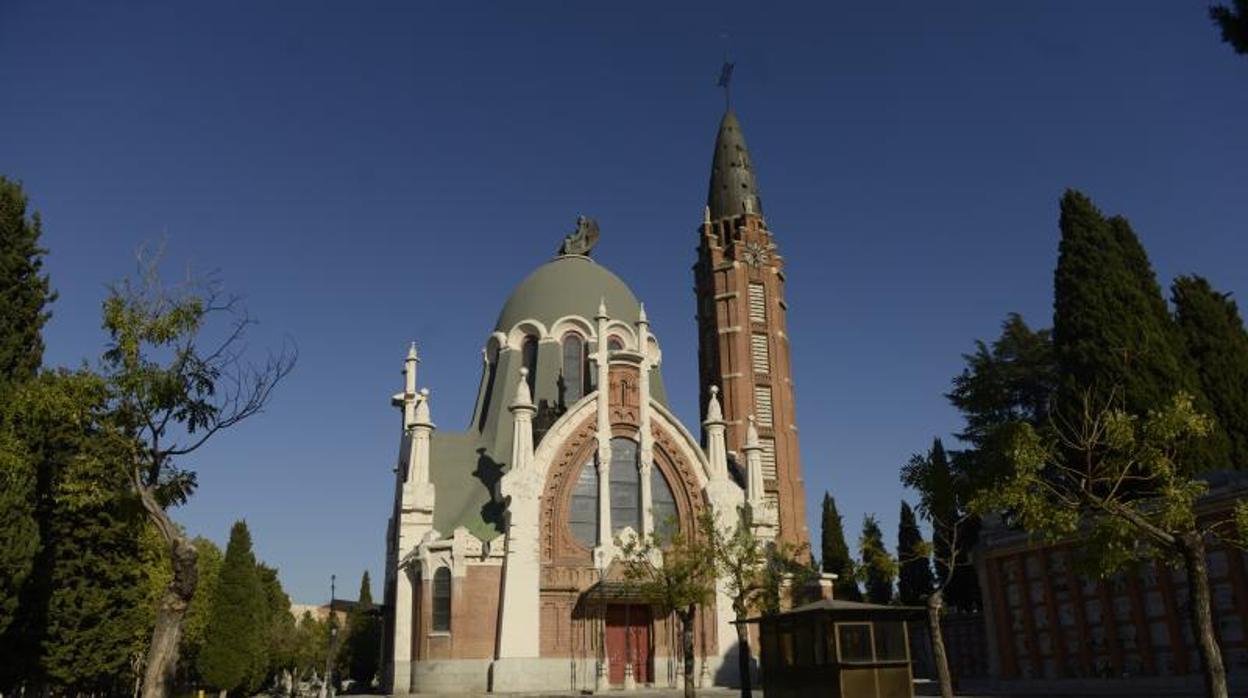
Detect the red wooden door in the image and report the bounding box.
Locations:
[606,605,652,684]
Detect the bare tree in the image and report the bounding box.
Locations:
[101,248,295,698]
[973,390,1248,698]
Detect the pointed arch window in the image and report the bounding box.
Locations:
[651,466,678,542]
[431,567,451,633]
[608,336,624,353]
[561,333,587,405]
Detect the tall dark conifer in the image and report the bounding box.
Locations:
[345,572,381,687]
[859,515,894,605]
[1053,190,1229,470]
[819,492,861,601]
[897,501,934,606]
[1172,275,1248,469]
[200,521,269,695]
[0,177,55,392]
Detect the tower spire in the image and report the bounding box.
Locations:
[707,110,762,220]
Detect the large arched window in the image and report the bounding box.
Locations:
[609,438,641,535]
[561,333,586,404]
[567,437,681,549]
[431,567,451,632]
[521,335,538,396]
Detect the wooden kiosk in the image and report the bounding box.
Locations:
[750,599,923,698]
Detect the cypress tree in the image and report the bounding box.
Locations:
[180,538,224,685]
[345,571,381,687]
[200,521,269,695]
[1053,190,1229,470]
[0,177,55,392]
[1172,275,1248,469]
[897,501,934,606]
[819,492,861,601]
[859,515,894,605]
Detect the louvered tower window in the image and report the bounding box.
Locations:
[748,283,766,323]
[751,334,770,373]
[754,385,773,427]
[760,437,777,479]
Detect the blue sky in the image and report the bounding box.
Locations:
[2,2,1245,603]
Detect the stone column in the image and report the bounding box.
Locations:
[390,566,415,692]
[636,304,655,538]
[594,300,614,569]
[702,386,744,687]
[493,368,547,690]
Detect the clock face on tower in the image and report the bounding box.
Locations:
[742,240,770,268]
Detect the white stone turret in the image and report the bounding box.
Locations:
[493,366,545,687]
[636,302,655,538]
[593,299,614,569]
[704,386,729,482]
[743,415,777,542]
[701,386,745,685]
[390,345,434,695]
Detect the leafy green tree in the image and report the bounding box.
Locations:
[1172,275,1248,469]
[293,612,330,684]
[257,563,298,690]
[819,492,861,601]
[0,414,38,643]
[972,391,1248,698]
[1211,1,1248,54]
[947,313,1056,486]
[858,515,895,605]
[902,438,979,698]
[179,537,223,685]
[0,372,150,695]
[199,521,270,695]
[344,572,381,688]
[1053,190,1227,470]
[896,502,933,606]
[0,176,55,393]
[619,515,717,698]
[100,250,294,698]
[707,505,810,698]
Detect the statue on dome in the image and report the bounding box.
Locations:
[557,215,600,257]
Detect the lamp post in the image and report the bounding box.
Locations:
[320,574,336,698]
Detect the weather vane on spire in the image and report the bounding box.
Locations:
[717,60,734,111]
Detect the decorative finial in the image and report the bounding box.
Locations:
[513,367,534,408]
[597,297,608,320]
[638,303,648,325]
[414,388,432,425]
[407,341,418,361]
[558,215,600,256]
[704,205,712,227]
[706,385,723,422]
[746,414,759,446]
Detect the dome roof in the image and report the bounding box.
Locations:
[495,255,642,331]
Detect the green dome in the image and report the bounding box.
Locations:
[495,255,642,331]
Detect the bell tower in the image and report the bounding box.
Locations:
[694,109,810,548]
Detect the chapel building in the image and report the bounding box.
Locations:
[382,109,811,693]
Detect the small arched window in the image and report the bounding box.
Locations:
[431,567,451,632]
[561,333,586,404]
[569,458,598,549]
[607,336,624,353]
[521,335,538,396]
[651,466,678,543]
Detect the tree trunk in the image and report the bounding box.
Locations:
[138,487,199,698]
[735,617,752,698]
[1179,532,1228,698]
[927,591,953,698]
[679,606,696,698]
